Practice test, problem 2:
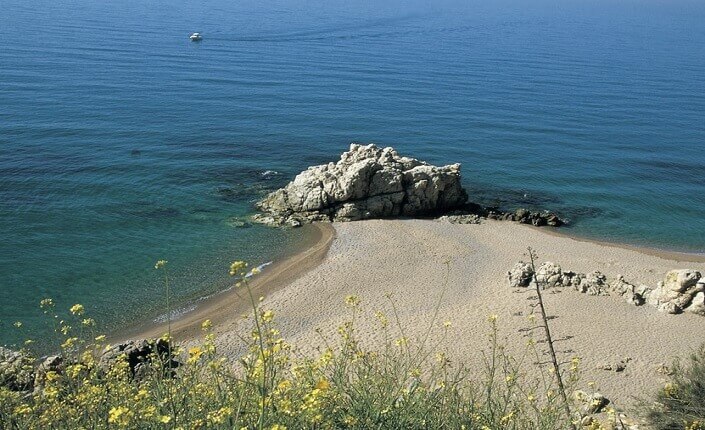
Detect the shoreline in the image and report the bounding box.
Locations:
[530,223,705,263]
[111,222,336,344]
[108,217,705,408]
[113,217,705,346]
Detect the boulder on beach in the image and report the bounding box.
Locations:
[507,262,705,316]
[254,144,468,226]
[648,269,703,314]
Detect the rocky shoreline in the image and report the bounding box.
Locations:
[252,143,565,228]
[508,262,705,316]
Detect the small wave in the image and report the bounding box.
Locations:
[246,261,273,279]
[152,262,275,323]
[153,304,197,324]
[261,170,280,178]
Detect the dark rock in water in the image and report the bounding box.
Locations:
[226,216,252,228]
[99,339,180,380]
[444,203,565,227]
[217,183,275,202]
[130,149,142,156]
[255,144,468,226]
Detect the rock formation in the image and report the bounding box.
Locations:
[0,346,35,392]
[647,269,703,314]
[0,338,180,394]
[508,263,705,316]
[486,207,564,227]
[99,338,180,380]
[254,144,468,226]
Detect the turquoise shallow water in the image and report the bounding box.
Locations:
[1,0,704,347]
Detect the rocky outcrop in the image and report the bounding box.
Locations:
[507,262,534,288]
[509,263,705,316]
[99,338,180,380]
[0,338,180,394]
[255,144,468,226]
[507,262,609,296]
[609,276,651,306]
[647,269,703,314]
[253,144,568,228]
[573,390,610,415]
[0,347,35,392]
[438,206,565,227]
[486,207,564,227]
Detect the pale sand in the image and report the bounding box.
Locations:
[137,219,705,410]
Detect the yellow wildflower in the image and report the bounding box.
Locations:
[500,411,515,424]
[443,320,452,328]
[39,298,54,309]
[188,346,204,364]
[69,304,84,315]
[345,295,360,307]
[201,319,212,331]
[154,260,167,269]
[229,261,248,276]
[160,416,172,424]
[251,266,261,275]
[487,314,498,323]
[108,406,130,425]
[374,311,389,328]
[261,310,274,322]
[13,321,22,328]
[315,378,330,391]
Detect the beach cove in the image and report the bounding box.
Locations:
[128,218,705,410]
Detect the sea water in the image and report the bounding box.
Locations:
[1,0,704,346]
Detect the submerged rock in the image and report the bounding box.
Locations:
[255,144,468,226]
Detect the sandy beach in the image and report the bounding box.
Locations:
[134,219,705,410]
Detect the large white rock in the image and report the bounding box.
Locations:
[649,269,703,314]
[255,144,467,225]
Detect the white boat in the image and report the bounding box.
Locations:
[189,32,203,41]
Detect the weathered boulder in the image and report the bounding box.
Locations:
[536,262,563,288]
[574,390,610,415]
[648,269,703,314]
[0,347,35,392]
[507,262,534,288]
[436,213,481,225]
[33,355,64,394]
[609,275,650,306]
[687,291,705,316]
[99,339,180,380]
[255,144,468,226]
[577,271,610,296]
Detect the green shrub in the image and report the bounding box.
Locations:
[645,345,705,430]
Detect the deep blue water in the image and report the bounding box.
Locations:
[2,0,704,347]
